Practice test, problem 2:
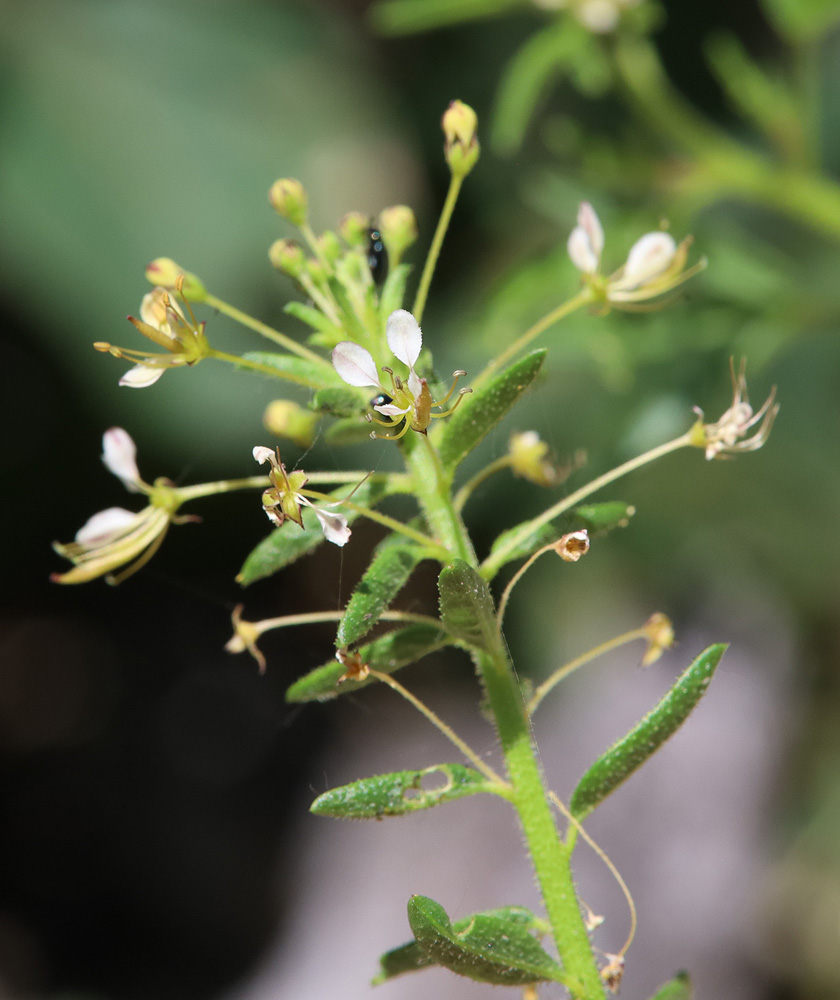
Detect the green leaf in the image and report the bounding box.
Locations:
[438,561,498,652]
[311,763,500,819]
[238,479,388,585]
[370,0,523,36]
[573,501,635,534]
[284,300,346,345]
[487,521,560,571]
[311,385,368,416]
[436,350,547,472]
[239,351,337,390]
[374,905,547,984]
[337,538,426,647]
[324,416,374,445]
[647,971,692,1000]
[405,896,564,986]
[759,0,840,41]
[286,623,451,702]
[570,644,727,820]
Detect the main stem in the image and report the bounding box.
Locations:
[402,429,604,998]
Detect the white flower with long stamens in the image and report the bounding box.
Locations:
[52,429,192,585]
[568,202,702,309]
[331,309,471,440]
[690,360,779,460]
[94,284,211,387]
[253,447,350,546]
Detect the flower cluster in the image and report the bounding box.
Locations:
[331,309,470,440]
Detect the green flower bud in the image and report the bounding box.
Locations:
[268,178,308,227]
[263,400,320,448]
[144,258,206,301]
[318,230,342,264]
[268,238,306,278]
[378,205,418,264]
[441,100,480,177]
[339,211,369,247]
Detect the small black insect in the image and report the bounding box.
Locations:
[370,392,393,408]
[366,227,389,285]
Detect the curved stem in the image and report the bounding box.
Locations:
[205,293,330,366]
[208,348,325,388]
[481,432,693,579]
[369,669,508,786]
[412,173,463,323]
[472,288,594,391]
[528,626,648,715]
[453,455,512,511]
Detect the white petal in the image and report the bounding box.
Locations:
[140,287,182,335]
[577,202,604,257]
[75,507,138,544]
[331,342,381,388]
[102,427,141,491]
[119,364,164,388]
[619,232,676,288]
[375,402,411,417]
[386,309,422,368]
[313,508,351,547]
[578,0,620,32]
[567,227,599,274]
[252,446,276,465]
[407,371,423,401]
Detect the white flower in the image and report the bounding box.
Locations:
[567,202,604,275]
[253,447,350,546]
[101,426,142,491]
[331,309,470,440]
[691,360,779,460]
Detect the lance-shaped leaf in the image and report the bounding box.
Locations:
[311,763,501,820]
[286,623,451,702]
[405,896,564,986]
[570,644,727,820]
[239,351,338,390]
[373,905,548,985]
[325,417,376,446]
[573,501,635,534]
[486,521,560,574]
[337,538,427,647]
[238,479,388,585]
[436,350,547,472]
[647,971,692,1000]
[438,561,498,653]
[378,262,411,320]
[284,301,346,347]
[311,385,369,416]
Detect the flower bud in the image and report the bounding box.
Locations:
[318,230,342,264]
[268,238,306,278]
[268,178,308,227]
[263,400,320,448]
[441,100,480,177]
[508,431,557,487]
[641,612,675,667]
[144,258,206,301]
[339,211,369,247]
[378,205,418,264]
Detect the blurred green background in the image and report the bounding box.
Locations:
[2,0,840,997]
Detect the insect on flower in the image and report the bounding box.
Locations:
[332,309,471,440]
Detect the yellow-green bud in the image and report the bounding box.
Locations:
[378,205,418,264]
[269,238,306,278]
[509,431,557,487]
[263,400,320,448]
[318,230,342,264]
[339,211,369,247]
[144,258,207,301]
[268,178,308,227]
[441,100,480,177]
[307,257,327,285]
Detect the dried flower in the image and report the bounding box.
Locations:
[554,529,590,562]
[641,612,675,667]
[690,360,779,460]
[225,605,267,674]
[336,647,370,684]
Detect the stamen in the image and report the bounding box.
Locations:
[430,387,472,420]
[433,370,468,408]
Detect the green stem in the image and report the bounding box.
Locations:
[481,431,693,579]
[453,455,513,511]
[472,288,594,392]
[208,348,325,388]
[303,488,450,559]
[476,644,605,999]
[412,173,464,323]
[176,471,406,504]
[205,293,331,366]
